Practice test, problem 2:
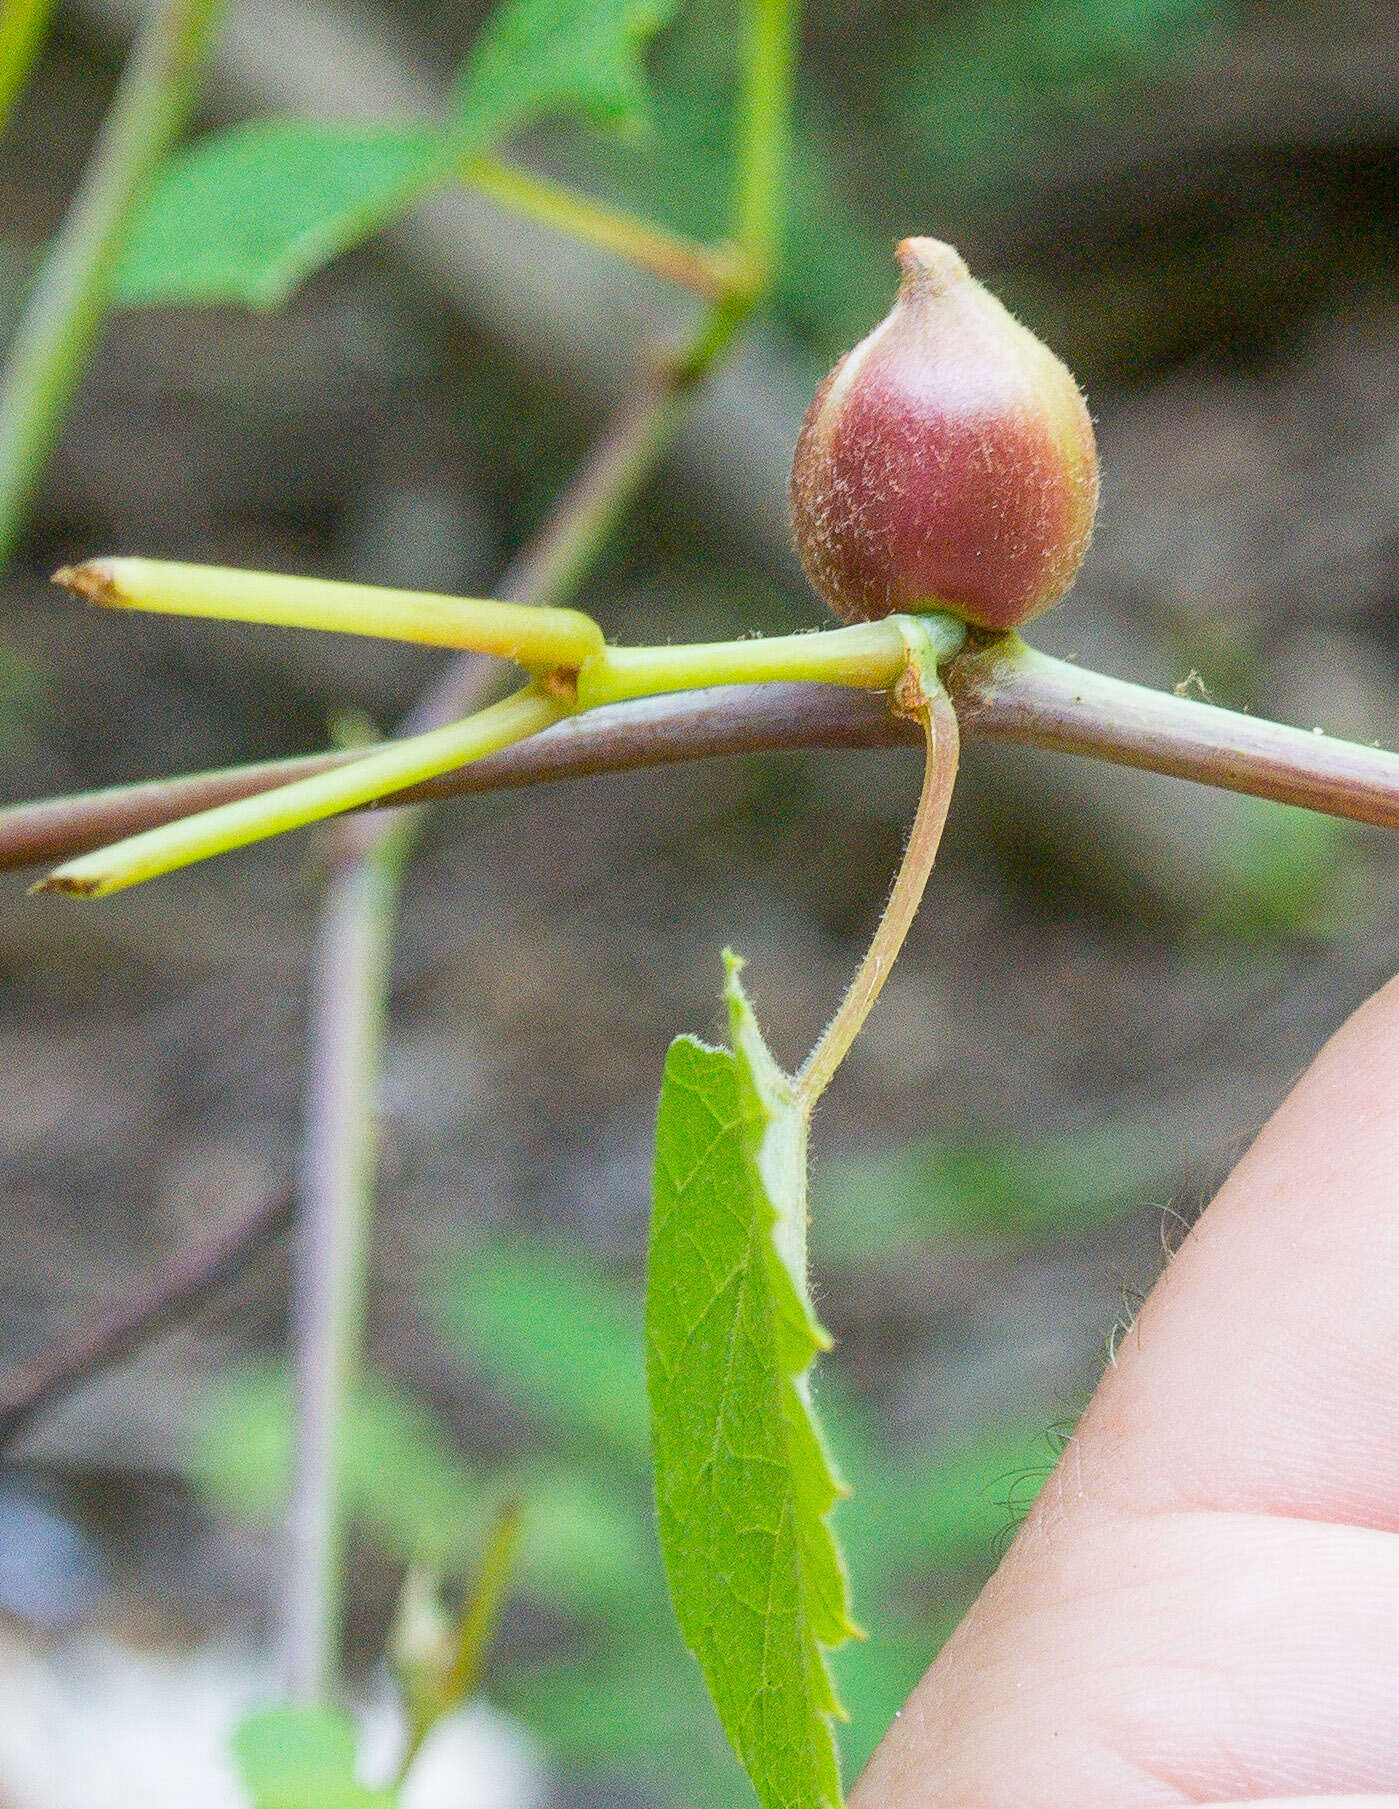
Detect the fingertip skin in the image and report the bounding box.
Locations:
[790,237,1098,631]
[850,973,1399,1809]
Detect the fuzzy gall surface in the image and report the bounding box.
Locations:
[790,237,1099,632]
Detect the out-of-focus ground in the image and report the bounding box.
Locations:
[0,0,1397,1803]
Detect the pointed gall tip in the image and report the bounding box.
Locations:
[52,560,119,607]
[895,236,969,297]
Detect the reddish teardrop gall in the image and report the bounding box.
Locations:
[789,237,1099,633]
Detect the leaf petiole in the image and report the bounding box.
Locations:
[34,684,566,897]
[795,620,962,1107]
[462,155,748,303]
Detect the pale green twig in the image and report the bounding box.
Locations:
[0,0,54,141]
[0,0,225,568]
[464,156,744,303]
[35,685,565,895]
[736,0,797,286]
[57,557,605,667]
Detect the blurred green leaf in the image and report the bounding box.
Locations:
[649,957,856,1809]
[1204,794,1365,938]
[813,1112,1183,1262]
[828,1621,942,1782]
[436,1237,648,1459]
[114,123,450,310]
[510,1633,750,1802]
[557,0,893,354]
[894,0,1231,180]
[187,1364,648,1617]
[510,1461,652,1617]
[453,0,678,144]
[190,1364,485,1566]
[232,1706,392,1809]
[838,1414,1054,1590]
[831,1404,1060,1777]
[114,0,679,310]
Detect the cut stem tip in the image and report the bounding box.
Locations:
[28,873,99,896]
[52,561,118,607]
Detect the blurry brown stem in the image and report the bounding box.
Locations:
[281,825,410,1702]
[0,1186,292,1456]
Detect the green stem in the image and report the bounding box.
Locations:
[35,685,565,896]
[578,613,964,708]
[0,0,224,569]
[19,633,1399,875]
[282,824,411,1704]
[0,0,54,142]
[25,610,963,895]
[56,556,605,668]
[394,1501,525,1787]
[463,156,744,303]
[736,0,797,285]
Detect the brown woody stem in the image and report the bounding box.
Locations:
[951,637,1399,826]
[6,636,1399,877]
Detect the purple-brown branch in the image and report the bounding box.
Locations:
[4,638,1399,879]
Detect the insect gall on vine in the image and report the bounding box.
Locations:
[790,234,1099,633]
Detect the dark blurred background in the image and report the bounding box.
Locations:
[0,0,1397,1803]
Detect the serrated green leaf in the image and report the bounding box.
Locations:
[113,122,452,309]
[453,0,677,143]
[648,955,856,1809]
[232,1706,393,1809]
[436,1236,648,1459]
